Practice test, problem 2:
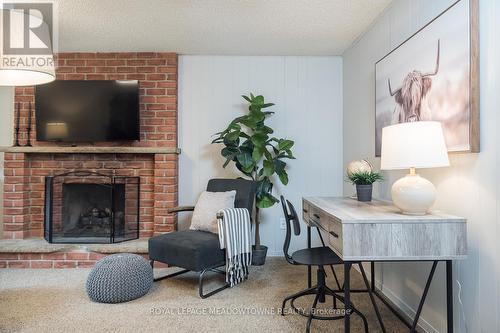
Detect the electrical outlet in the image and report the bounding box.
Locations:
[280,217,286,230]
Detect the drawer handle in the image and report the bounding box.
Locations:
[302,209,308,213]
[329,231,339,238]
[313,213,320,219]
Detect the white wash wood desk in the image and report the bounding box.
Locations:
[302,197,467,333]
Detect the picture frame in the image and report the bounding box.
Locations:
[375,0,479,157]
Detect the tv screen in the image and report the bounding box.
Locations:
[35,80,140,142]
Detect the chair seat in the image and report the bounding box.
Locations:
[148,230,225,272]
[291,246,343,266]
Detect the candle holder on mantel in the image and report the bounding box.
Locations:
[14,102,21,146]
[25,102,33,146]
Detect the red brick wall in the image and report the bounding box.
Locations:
[2,52,178,240]
[0,252,121,268]
[0,252,167,269]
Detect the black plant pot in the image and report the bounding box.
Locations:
[356,184,373,202]
[251,245,268,266]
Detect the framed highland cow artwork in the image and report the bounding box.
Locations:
[375,0,479,157]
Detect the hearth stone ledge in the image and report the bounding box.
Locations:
[0,238,148,253]
[0,238,168,269]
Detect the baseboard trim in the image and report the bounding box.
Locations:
[374,280,439,333]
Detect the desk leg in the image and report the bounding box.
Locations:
[370,261,375,292]
[446,260,453,333]
[410,261,438,332]
[307,226,312,288]
[344,262,351,333]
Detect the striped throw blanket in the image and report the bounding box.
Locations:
[217,208,252,287]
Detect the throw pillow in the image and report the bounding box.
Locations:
[189,190,236,234]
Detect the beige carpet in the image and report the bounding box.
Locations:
[0,258,407,333]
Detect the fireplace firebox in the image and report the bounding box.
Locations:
[44,171,140,244]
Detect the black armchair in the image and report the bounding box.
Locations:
[148,178,255,298]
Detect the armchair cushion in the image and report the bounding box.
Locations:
[148,230,225,272]
[189,190,236,234]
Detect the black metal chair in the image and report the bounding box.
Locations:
[280,196,369,333]
[148,178,256,298]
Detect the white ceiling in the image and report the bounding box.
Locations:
[55,0,391,55]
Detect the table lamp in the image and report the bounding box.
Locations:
[380,121,449,215]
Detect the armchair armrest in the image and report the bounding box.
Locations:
[167,206,195,214]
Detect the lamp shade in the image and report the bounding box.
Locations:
[380,121,449,170]
[0,67,55,86]
[0,10,55,86]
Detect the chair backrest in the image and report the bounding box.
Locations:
[281,195,300,264]
[207,178,256,214]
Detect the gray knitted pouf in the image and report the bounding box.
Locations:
[86,253,153,303]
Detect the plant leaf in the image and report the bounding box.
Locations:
[221,146,238,158]
[236,152,253,168]
[257,193,279,208]
[240,117,257,129]
[263,149,273,161]
[263,160,275,176]
[254,95,264,105]
[249,109,265,122]
[226,130,240,142]
[257,195,274,208]
[223,158,232,168]
[275,159,286,173]
[261,126,274,134]
[346,171,383,185]
[251,132,268,146]
[255,178,272,198]
[278,170,289,185]
[261,103,275,108]
[278,139,294,151]
[252,146,264,163]
[235,162,253,177]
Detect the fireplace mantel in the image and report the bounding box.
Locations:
[0,146,180,154]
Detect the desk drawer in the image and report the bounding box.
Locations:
[302,200,310,223]
[328,219,343,255]
[309,206,328,226]
[308,205,343,255]
[309,207,329,231]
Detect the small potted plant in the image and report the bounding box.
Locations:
[346,160,383,202]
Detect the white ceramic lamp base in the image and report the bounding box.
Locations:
[391,170,436,215]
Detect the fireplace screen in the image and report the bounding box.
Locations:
[44,171,140,244]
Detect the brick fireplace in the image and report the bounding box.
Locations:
[0,52,179,268]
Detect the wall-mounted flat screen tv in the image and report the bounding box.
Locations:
[35,80,140,142]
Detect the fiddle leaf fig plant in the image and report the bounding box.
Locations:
[212,93,295,248]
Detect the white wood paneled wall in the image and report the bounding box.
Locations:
[178,56,343,255]
[343,0,500,332]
